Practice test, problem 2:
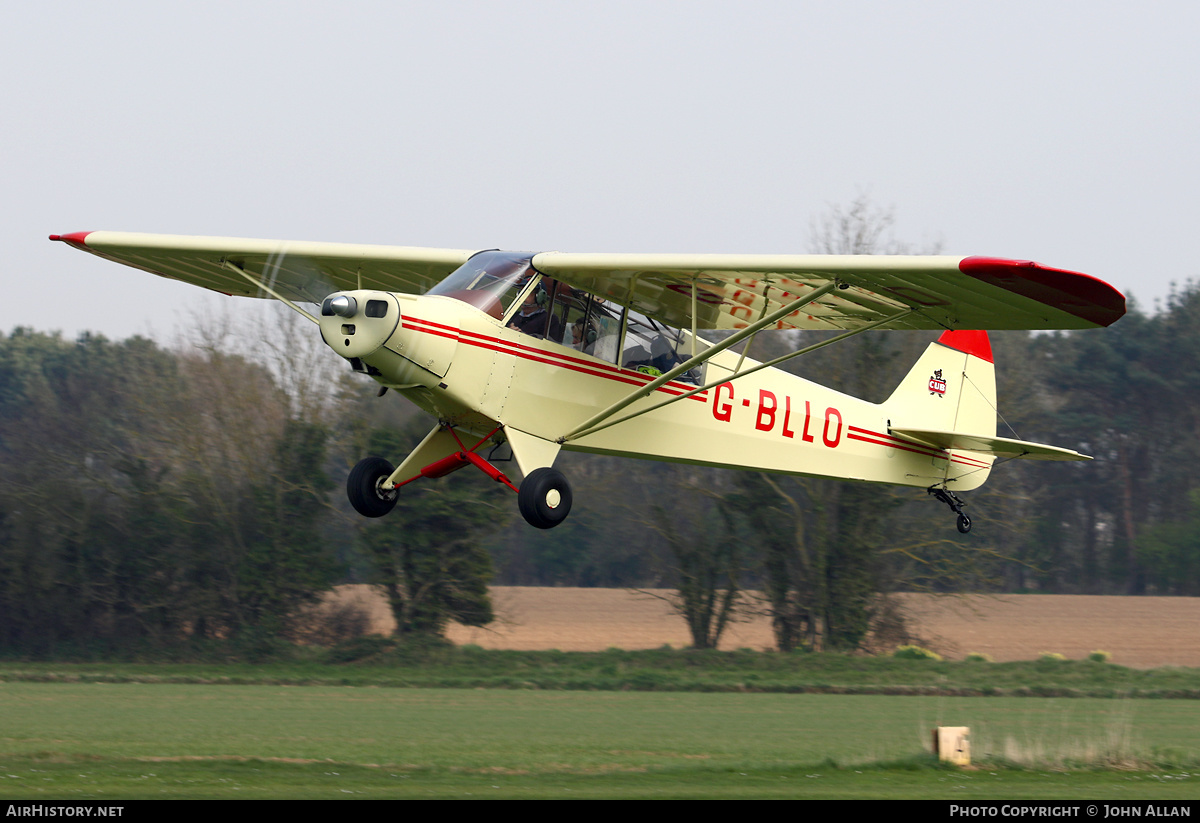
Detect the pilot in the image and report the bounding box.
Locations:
[509,280,564,342]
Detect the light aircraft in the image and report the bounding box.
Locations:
[50,231,1125,533]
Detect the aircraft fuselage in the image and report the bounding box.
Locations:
[318,289,996,492]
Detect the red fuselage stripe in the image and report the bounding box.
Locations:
[848,429,948,461]
[847,426,993,468]
[401,316,709,402]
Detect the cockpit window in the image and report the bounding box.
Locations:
[506,280,702,383]
[621,310,703,383]
[438,252,704,384]
[507,277,562,340]
[427,250,536,319]
[549,287,623,361]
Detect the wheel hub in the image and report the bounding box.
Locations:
[375,477,398,502]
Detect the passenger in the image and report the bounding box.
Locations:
[572,318,599,352]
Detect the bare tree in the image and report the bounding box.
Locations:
[809,192,943,256]
[636,475,746,650]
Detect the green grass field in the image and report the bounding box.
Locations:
[5,646,1200,696]
[2,680,1199,799]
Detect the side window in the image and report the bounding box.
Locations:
[550,286,590,350]
[583,298,623,363]
[503,280,700,384]
[507,277,561,340]
[506,279,599,351]
[621,310,703,384]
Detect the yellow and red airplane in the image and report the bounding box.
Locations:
[51,231,1125,533]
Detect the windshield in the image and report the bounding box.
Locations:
[427,250,537,319]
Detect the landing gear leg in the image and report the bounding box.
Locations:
[928,486,971,534]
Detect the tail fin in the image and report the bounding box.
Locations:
[886,330,996,437]
[884,330,997,489]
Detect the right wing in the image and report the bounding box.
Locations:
[50,231,477,304]
[533,252,1126,332]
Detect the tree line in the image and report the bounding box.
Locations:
[0,319,499,655]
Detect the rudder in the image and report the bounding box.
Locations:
[885,330,996,437]
[884,330,997,490]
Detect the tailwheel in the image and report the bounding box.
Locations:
[347,456,399,518]
[518,467,572,529]
[928,485,971,534]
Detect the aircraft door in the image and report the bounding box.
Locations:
[478,325,518,419]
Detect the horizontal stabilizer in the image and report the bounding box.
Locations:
[889,427,1092,461]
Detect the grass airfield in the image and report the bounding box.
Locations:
[2,678,1199,799]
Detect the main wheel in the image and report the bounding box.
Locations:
[518,467,572,529]
[956,513,972,534]
[347,456,399,518]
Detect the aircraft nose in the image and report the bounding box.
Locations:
[318,291,402,360]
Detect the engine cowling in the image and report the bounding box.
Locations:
[318,290,401,360]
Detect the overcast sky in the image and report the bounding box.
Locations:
[5,1,1197,342]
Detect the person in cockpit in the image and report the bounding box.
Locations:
[508,279,564,342]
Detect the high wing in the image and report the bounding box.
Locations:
[51,232,1125,332]
[532,252,1126,331]
[49,231,476,304]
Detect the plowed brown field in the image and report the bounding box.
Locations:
[330,586,1200,669]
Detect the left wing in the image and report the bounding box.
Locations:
[532,252,1125,332]
[50,231,476,303]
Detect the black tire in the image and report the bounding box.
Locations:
[956,513,972,534]
[347,456,399,518]
[518,467,572,529]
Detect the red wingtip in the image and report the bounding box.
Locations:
[959,256,1126,328]
[937,329,993,363]
[49,231,93,247]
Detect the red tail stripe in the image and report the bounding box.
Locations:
[935,329,993,363]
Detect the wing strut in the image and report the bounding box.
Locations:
[220,260,320,324]
[556,286,868,448]
[559,282,840,443]
[561,306,916,443]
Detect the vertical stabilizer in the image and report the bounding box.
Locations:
[884,330,997,490]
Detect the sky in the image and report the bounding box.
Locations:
[5,1,1198,342]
